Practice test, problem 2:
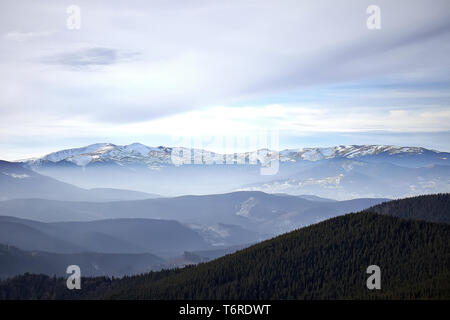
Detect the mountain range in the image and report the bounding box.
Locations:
[20,143,450,168]
[14,143,450,199]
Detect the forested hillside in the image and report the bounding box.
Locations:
[367,193,450,223]
[1,210,449,299]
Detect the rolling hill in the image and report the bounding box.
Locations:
[0,216,212,257]
[0,244,164,278]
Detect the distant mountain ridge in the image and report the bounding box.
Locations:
[19,143,450,168]
[21,143,173,168]
[0,160,158,201]
[12,143,449,199]
[239,159,450,199]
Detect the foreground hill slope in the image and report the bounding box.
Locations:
[1,199,449,299]
[98,212,449,299]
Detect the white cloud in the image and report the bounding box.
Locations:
[0,0,450,157]
[1,104,448,142]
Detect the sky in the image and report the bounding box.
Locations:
[1,0,450,160]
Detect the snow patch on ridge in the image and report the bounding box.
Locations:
[236,197,257,217]
[19,143,440,169]
[2,172,30,179]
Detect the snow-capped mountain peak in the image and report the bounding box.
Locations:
[18,143,445,169]
[41,143,116,163]
[23,143,172,168]
[279,145,431,162]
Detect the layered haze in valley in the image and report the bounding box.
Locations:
[0,0,449,298]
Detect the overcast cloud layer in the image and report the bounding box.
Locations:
[1,0,450,159]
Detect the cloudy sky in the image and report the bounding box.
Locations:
[1,0,450,159]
